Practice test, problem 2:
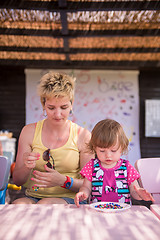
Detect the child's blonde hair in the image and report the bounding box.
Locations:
[88,119,129,155]
[37,71,75,107]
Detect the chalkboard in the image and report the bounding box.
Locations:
[145,99,160,137]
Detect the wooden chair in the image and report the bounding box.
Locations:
[135,158,160,203]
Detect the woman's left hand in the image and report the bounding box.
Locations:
[31,165,65,188]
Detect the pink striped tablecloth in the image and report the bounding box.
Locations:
[150,204,160,220]
[0,204,160,240]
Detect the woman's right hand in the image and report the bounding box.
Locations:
[24,152,40,170]
[31,165,66,188]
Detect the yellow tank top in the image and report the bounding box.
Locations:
[25,119,81,199]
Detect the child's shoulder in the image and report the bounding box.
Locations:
[117,158,129,168]
[120,159,135,170]
[120,158,129,164]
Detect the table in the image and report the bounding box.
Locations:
[150,204,160,220]
[0,204,160,240]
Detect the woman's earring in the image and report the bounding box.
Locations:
[69,109,73,116]
[43,109,47,117]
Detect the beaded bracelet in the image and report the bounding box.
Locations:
[69,177,74,189]
[61,176,73,189]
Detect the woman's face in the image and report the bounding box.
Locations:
[44,96,72,125]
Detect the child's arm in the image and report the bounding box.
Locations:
[129,180,155,202]
[74,178,92,207]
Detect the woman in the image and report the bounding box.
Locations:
[13,71,94,204]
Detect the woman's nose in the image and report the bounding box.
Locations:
[54,109,61,117]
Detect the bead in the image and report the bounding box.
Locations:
[95,203,123,210]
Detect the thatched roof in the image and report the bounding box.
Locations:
[0,0,160,69]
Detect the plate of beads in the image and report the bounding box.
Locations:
[90,202,131,213]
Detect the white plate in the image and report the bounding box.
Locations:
[90,202,131,213]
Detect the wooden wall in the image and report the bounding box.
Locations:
[139,70,160,158]
[0,66,25,150]
[0,66,160,158]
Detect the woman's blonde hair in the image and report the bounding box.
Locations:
[37,71,75,107]
[88,119,129,155]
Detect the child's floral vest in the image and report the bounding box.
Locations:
[91,158,131,204]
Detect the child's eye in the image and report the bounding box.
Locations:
[100,150,105,153]
[111,150,117,152]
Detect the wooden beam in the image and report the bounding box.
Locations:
[0,28,160,37]
[0,1,160,11]
[0,59,160,70]
[1,46,160,54]
[60,10,68,35]
[58,0,67,8]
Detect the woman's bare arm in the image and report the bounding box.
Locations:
[13,124,39,186]
[77,127,94,169]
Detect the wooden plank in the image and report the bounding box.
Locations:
[0,46,160,54]
[0,1,160,11]
[0,28,160,37]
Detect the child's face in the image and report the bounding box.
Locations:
[95,141,122,168]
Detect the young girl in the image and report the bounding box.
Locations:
[74,119,154,207]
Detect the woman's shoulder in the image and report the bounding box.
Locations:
[73,122,91,151]
[22,122,36,131]
[77,124,91,138]
[70,121,91,140]
[78,126,91,143]
[20,122,37,140]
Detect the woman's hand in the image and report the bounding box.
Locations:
[24,152,40,170]
[31,165,65,188]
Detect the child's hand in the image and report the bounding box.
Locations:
[74,192,88,207]
[134,185,155,202]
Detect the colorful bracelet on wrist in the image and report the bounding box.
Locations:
[69,177,73,189]
[61,176,73,189]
